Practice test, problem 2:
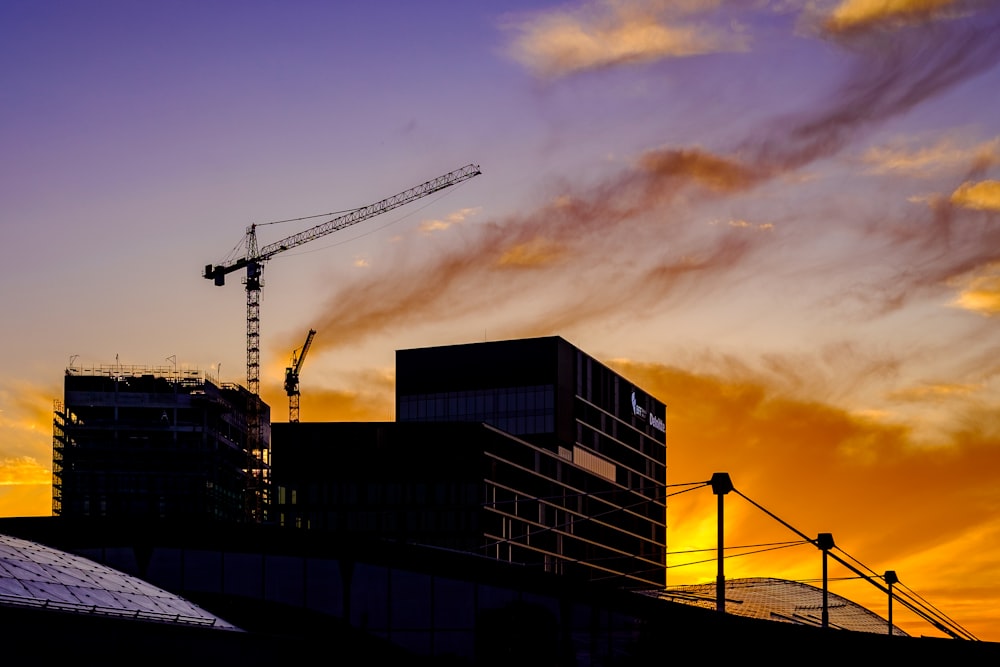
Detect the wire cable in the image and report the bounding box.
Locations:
[667,540,811,569]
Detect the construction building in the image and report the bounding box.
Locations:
[272,336,667,589]
[53,365,269,523]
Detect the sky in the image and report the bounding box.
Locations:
[2,0,1000,642]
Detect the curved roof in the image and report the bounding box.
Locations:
[650,577,907,636]
[0,533,239,630]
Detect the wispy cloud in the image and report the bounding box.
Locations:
[749,9,1000,172]
[822,0,968,35]
[296,3,1000,357]
[611,357,1000,638]
[303,146,772,355]
[504,0,747,79]
[719,218,775,231]
[260,366,395,423]
[887,381,981,401]
[0,382,59,460]
[496,238,566,268]
[0,457,51,486]
[636,148,763,192]
[949,262,1000,315]
[419,207,481,234]
[950,180,1000,211]
[862,136,1000,177]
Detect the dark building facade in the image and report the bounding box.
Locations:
[9,517,996,666]
[53,366,269,523]
[272,336,667,588]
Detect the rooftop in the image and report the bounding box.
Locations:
[647,577,906,636]
[0,533,240,631]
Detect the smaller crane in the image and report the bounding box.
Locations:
[285,329,316,423]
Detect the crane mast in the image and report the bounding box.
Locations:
[285,328,316,423]
[203,163,482,523]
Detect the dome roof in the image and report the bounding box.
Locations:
[650,577,907,636]
[0,533,239,630]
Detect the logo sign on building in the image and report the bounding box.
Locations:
[631,391,665,433]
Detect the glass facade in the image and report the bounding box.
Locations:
[395,336,667,588]
[397,384,555,436]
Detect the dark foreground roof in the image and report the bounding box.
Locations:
[0,516,997,666]
[652,577,908,635]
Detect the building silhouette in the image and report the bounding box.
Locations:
[272,336,667,588]
[53,365,269,523]
[31,338,999,662]
[3,517,1000,665]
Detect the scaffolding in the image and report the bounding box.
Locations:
[53,366,269,523]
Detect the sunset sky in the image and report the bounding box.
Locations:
[2,0,1000,641]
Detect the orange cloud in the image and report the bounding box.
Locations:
[496,238,565,268]
[887,382,980,401]
[0,457,51,487]
[949,262,1000,315]
[0,382,59,459]
[504,0,746,79]
[0,484,52,519]
[636,148,763,193]
[950,180,1000,211]
[862,136,1000,177]
[260,368,395,424]
[301,145,773,356]
[0,381,59,517]
[419,207,481,234]
[722,219,774,231]
[300,5,1000,357]
[608,357,1000,639]
[823,0,964,34]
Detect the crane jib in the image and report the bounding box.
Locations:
[204,163,481,283]
[258,163,480,259]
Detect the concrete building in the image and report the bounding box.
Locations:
[53,365,269,523]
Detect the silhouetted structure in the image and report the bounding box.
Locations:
[3,516,1000,665]
[30,340,1000,662]
[653,578,910,634]
[272,336,667,588]
[53,366,269,522]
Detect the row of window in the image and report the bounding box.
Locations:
[398,386,555,435]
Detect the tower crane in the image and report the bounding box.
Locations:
[285,328,316,423]
[203,163,481,522]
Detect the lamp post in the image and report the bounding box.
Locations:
[710,472,734,614]
[885,570,899,636]
[815,533,835,629]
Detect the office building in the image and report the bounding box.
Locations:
[53,365,269,523]
[273,336,667,588]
